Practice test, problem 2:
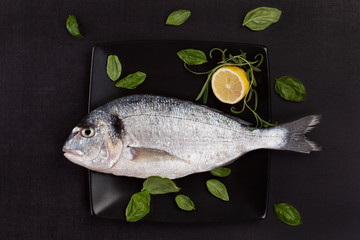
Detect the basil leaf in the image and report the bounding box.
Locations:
[273,203,302,226]
[142,176,180,195]
[242,7,282,31]
[210,167,231,177]
[115,71,146,89]
[125,190,151,222]
[66,15,84,38]
[274,76,306,102]
[166,10,191,26]
[175,194,195,211]
[206,179,229,201]
[106,55,122,81]
[177,49,208,65]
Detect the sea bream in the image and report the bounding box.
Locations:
[63,95,321,179]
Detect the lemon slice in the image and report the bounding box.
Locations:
[211,66,250,104]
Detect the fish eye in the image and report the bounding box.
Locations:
[81,127,95,138]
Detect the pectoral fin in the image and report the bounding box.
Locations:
[127,147,190,164]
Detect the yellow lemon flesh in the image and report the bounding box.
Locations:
[211,66,250,104]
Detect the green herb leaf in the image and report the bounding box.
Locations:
[177,49,208,65]
[166,10,191,26]
[206,179,229,201]
[106,55,122,81]
[210,167,231,177]
[142,176,180,195]
[66,15,84,38]
[274,76,306,102]
[273,203,302,226]
[242,7,282,31]
[175,194,195,211]
[125,190,151,222]
[115,71,146,89]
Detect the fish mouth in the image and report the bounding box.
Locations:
[62,147,85,157]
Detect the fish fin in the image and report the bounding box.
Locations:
[280,115,322,153]
[128,147,190,164]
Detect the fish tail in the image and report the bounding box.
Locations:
[279,115,321,153]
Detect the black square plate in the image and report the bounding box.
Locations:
[88,40,271,222]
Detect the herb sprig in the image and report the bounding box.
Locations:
[182,48,275,129]
[126,176,196,222]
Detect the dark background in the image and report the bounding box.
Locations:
[1,0,359,239]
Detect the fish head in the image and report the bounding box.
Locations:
[62,111,124,171]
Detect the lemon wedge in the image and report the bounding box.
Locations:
[211,66,250,104]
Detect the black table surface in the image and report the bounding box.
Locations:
[1,0,359,239]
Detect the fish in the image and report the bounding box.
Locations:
[62,94,321,179]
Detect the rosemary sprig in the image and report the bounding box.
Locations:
[183,48,275,129]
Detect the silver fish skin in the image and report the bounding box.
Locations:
[63,95,321,179]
